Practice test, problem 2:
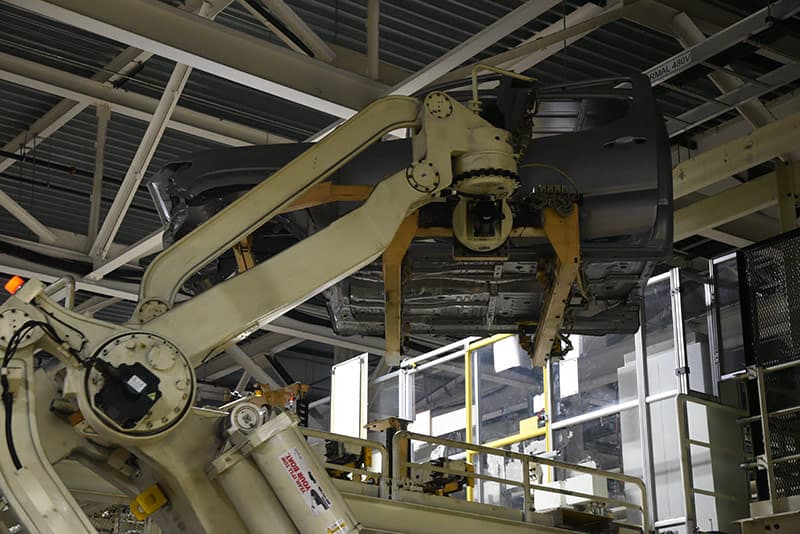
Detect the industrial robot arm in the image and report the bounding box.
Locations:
[0,91,526,533]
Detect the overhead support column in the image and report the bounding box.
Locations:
[88,104,110,244]
[366,0,380,80]
[89,63,192,260]
[382,212,418,366]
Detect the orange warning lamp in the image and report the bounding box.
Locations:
[4,276,25,295]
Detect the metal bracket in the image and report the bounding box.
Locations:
[382,212,419,365]
[529,205,580,367]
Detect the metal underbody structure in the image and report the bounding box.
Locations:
[0,80,660,533]
[149,75,671,354]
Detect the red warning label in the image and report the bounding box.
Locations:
[279,447,332,515]
[281,450,311,494]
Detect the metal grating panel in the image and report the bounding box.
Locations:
[738,229,800,499]
[771,408,800,498]
[739,228,800,367]
[774,457,800,499]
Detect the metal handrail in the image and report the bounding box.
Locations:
[674,394,748,533]
[401,337,479,368]
[764,358,800,374]
[391,430,650,533]
[298,427,390,497]
[741,451,800,469]
[738,404,800,424]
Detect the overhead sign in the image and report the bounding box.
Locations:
[647,51,692,84]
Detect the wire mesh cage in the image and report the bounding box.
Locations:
[738,228,800,367]
[738,228,800,499]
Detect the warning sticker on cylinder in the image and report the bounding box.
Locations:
[279,448,333,515]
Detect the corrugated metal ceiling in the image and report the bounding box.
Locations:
[0,0,797,255]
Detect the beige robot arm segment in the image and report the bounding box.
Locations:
[141,91,497,364]
[136,96,422,317]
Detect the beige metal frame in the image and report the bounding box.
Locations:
[391,430,650,533]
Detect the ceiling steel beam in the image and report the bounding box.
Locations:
[0,51,290,146]
[226,343,272,384]
[697,229,753,248]
[0,190,56,244]
[643,0,800,87]
[89,62,192,260]
[674,170,783,241]
[326,43,409,87]
[0,0,232,173]
[0,2,236,243]
[671,13,777,130]
[659,0,800,63]
[312,0,566,138]
[240,0,336,62]
[7,0,386,118]
[628,1,799,67]
[0,227,130,264]
[262,317,388,357]
[88,104,110,243]
[435,0,639,87]
[73,296,123,317]
[666,61,800,138]
[500,2,606,73]
[673,111,800,199]
[0,256,140,300]
[0,46,152,176]
[86,230,164,281]
[200,333,304,381]
[388,0,562,96]
[0,96,85,243]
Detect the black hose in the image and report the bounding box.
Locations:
[0,321,40,472]
[1,374,21,470]
[0,320,85,471]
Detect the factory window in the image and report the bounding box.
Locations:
[550,333,638,423]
